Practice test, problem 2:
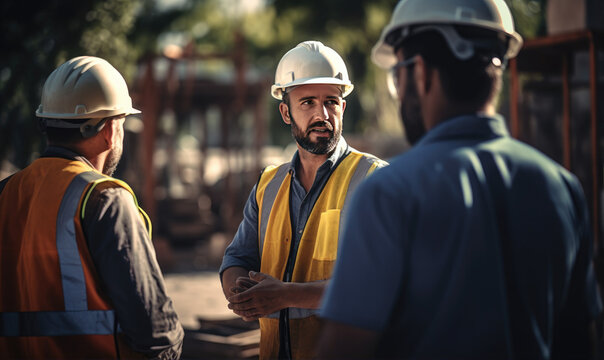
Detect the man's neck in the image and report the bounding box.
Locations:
[426,101,495,130]
[296,148,329,193]
[48,141,107,173]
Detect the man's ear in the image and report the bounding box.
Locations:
[100,119,116,148]
[341,99,347,113]
[279,102,291,125]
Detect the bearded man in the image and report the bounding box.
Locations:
[0,56,183,359]
[219,41,387,360]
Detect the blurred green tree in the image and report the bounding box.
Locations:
[0,0,188,170]
[0,0,548,171]
[162,0,401,147]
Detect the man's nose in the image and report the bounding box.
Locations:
[315,104,329,120]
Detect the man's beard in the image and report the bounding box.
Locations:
[290,112,341,155]
[400,69,426,146]
[102,143,123,176]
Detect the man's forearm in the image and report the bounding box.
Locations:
[221,266,250,298]
[284,279,328,309]
[226,273,329,320]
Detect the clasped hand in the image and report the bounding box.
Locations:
[227,271,288,321]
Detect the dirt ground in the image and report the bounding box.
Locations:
[159,232,237,328]
[164,271,236,329]
[159,233,261,359]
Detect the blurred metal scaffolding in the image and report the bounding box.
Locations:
[130,32,272,243]
[509,29,604,256]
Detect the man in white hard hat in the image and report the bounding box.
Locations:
[219,41,387,359]
[0,56,184,359]
[318,0,602,358]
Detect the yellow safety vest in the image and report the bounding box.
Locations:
[0,157,150,359]
[255,150,385,359]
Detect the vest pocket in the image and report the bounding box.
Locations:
[312,209,340,261]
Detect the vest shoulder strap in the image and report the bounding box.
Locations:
[57,171,106,312]
[258,164,290,258]
[338,152,385,240]
[344,153,379,196]
[80,176,152,238]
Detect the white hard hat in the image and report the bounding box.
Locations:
[372,0,524,69]
[271,41,354,100]
[36,56,141,120]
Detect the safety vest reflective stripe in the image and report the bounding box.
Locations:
[0,310,115,337]
[339,155,375,230]
[259,164,290,257]
[56,171,105,311]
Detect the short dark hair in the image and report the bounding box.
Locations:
[397,26,505,109]
[41,118,87,145]
[282,91,291,108]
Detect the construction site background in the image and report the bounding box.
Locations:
[2,0,604,358]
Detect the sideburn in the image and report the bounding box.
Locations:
[400,67,427,146]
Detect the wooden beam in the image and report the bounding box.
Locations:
[509,58,520,139]
[141,58,159,223]
[562,54,572,170]
[589,32,601,249]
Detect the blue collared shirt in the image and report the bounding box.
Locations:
[320,114,602,359]
[219,137,350,277]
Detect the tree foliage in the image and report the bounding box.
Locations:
[0,0,146,169]
[1,0,547,169]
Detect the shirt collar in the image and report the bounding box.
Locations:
[416,113,509,147]
[288,136,349,177]
[41,146,96,169]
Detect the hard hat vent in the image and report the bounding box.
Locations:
[456,7,476,21]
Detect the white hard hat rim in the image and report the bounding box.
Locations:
[271,78,354,100]
[372,21,523,69]
[35,107,141,120]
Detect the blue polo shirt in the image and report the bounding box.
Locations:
[320,114,602,359]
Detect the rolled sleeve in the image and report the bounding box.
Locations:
[219,184,262,278]
[84,186,184,359]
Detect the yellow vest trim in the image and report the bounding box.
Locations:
[81,177,152,239]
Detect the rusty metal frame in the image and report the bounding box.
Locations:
[509,30,602,248]
[134,32,270,228]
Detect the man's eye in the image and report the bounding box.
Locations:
[301,100,313,105]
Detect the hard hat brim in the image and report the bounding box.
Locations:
[372,23,523,69]
[271,78,354,100]
[35,107,141,120]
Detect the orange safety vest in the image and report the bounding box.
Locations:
[255,150,385,359]
[0,157,150,359]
